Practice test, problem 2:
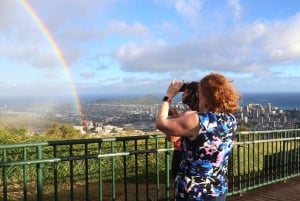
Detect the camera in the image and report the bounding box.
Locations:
[179,81,199,92]
[179,83,188,92]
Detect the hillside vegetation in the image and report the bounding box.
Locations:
[0,122,87,145]
[0,115,59,132]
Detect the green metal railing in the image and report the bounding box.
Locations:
[1,129,300,201]
[228,129,300,195]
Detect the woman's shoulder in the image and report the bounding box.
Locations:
[181,110,197,116]
[198,111,235,116]
[197,112,237,132]
[197,112,236,121]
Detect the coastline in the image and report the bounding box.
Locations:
[240,92,300,110]
[0,92,299,110]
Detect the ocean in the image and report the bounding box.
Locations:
[170,92,300,110]
[0,92,299,110]
[240,92,300,110]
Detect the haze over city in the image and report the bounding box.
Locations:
[1,0,300,107]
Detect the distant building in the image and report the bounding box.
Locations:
[73,126,87,135]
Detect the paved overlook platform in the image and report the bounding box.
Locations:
[227,176,300,201]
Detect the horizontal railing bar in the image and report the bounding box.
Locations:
[236,137,300,145]
[1,130,299,150]
[47,134,166,145]
[238,128,300,134]
[0,134,167,150]
[59,154,100,161]
[0,142,49,149]
[0,158,61,167]
[0,148,176,168]
[157,148,173,152]
[98,152,130,158]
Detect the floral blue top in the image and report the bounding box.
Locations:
[174,112,237,200]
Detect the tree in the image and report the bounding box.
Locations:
[0,127,27,144]
[44,124,81,139]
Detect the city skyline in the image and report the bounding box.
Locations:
[1,0,300,107]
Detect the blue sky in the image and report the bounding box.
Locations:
[1,0,300,104]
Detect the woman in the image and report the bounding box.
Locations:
[167,82,199,180]
[156,73,241,201]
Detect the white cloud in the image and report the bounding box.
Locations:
[80,72,97,79]
[173,0,202,19]
[106,20,149,36]
[227,0,242,20]
[114,12,300,79]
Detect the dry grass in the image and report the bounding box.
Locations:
[2,182,173,201]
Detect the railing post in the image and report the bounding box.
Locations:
[258,131,261,185]
[283,131,287,180]
[237,134,242,194]
[165,139,170,200]
[53,145,58,201]
[98,142,103,201]
[69,144,74,201]
[84,143,89,201]
[155,136,160,201]
[2,149,8,201]
[36,146,43,201]
[145,138,149,201]
[23,148,28,201]
[122,140,128,201]
[111,141,116,201]
[134,139,138,201]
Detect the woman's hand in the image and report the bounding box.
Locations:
[156,78,199,138]
[165,79,184,99]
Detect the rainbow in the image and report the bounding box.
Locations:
[20,0,83,122]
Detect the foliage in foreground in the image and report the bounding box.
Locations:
[0,124,90,144]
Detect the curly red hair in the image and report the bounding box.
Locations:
[199,73,241,113]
